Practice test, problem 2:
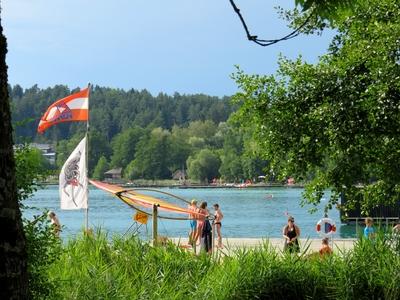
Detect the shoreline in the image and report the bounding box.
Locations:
[170,237,357,253]
[39,182,305,189]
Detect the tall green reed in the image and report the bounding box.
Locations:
[47,231,400,300]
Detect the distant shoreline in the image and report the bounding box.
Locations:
[39,182,305,189]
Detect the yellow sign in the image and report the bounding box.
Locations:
[133,212,148,224]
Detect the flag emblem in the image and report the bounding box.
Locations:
[38,87,89,133]
[60,136,88,210]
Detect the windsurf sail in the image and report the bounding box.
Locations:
[89,180,205,219]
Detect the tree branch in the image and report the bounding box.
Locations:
[228,0,314,47]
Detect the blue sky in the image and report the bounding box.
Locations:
[3,0,335,97]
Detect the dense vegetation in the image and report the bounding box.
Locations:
[10,85,269,183]
[10,85,233,142]
[42,232,400,300]
[232,0,400,212]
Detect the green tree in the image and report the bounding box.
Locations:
[110,126,144,169]
[218,123,244,182]
[187,149,221,184]
[186,120,217,142]
[219,152,243,182]
[15,146,49,202]
[232,0,400,213]
[168,127,192,173]
[92,156,109,180]
[55,134,82,169]
[128,128,172,179]
[88,130,111,175]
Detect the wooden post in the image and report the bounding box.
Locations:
[152,204,158,246]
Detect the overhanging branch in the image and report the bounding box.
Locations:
[229,0,314,47]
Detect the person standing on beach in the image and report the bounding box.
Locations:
[364,217,375,240]
[282,216,300,253]
[198,202,212,254]
[48,211,61,237]
[188,199,198,246]
[193,201,207,245]
[213,203,224,248]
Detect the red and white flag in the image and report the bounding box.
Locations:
[37,87,89,134]
[60,136,88,210]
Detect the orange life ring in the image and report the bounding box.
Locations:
[316,217,336,237]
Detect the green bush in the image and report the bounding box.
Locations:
[24,212,61,299]
[46,232,400,300]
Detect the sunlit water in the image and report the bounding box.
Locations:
[23,185,358,240]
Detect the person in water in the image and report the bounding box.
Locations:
[48,211,61,237]
[213,203,224,248]
[188,199,198,246]
[282,216,300,253]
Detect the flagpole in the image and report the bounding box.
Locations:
[85,83,91,232]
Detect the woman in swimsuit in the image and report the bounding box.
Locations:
[213,203,224,248]
[282,216,300,253]
[193,201,207,246]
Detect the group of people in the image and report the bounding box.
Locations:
[283,215,400,256]
[49,204,400,256]
[188,200,224,253]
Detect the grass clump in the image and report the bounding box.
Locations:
[45,232,400,300]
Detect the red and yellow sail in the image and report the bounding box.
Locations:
[89,180,195,216]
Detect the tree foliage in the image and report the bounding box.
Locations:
[187,149,221,183]
[15,146,49,202]
[92,156,109,180]
[10,85,233,144]
[232,0,400,213]
[295,0,355,20]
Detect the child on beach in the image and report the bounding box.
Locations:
[319,237,333,256]
[213,203,224,248]
[364,217,375,240]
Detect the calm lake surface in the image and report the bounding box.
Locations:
[24,185,358,239]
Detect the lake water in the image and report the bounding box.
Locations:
[23,185,358,239]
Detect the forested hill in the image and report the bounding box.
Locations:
[10,84,234,143]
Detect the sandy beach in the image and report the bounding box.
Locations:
[170,237,357,254]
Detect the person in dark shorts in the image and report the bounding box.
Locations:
[213,203,224,248]
[199,202,212,254]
